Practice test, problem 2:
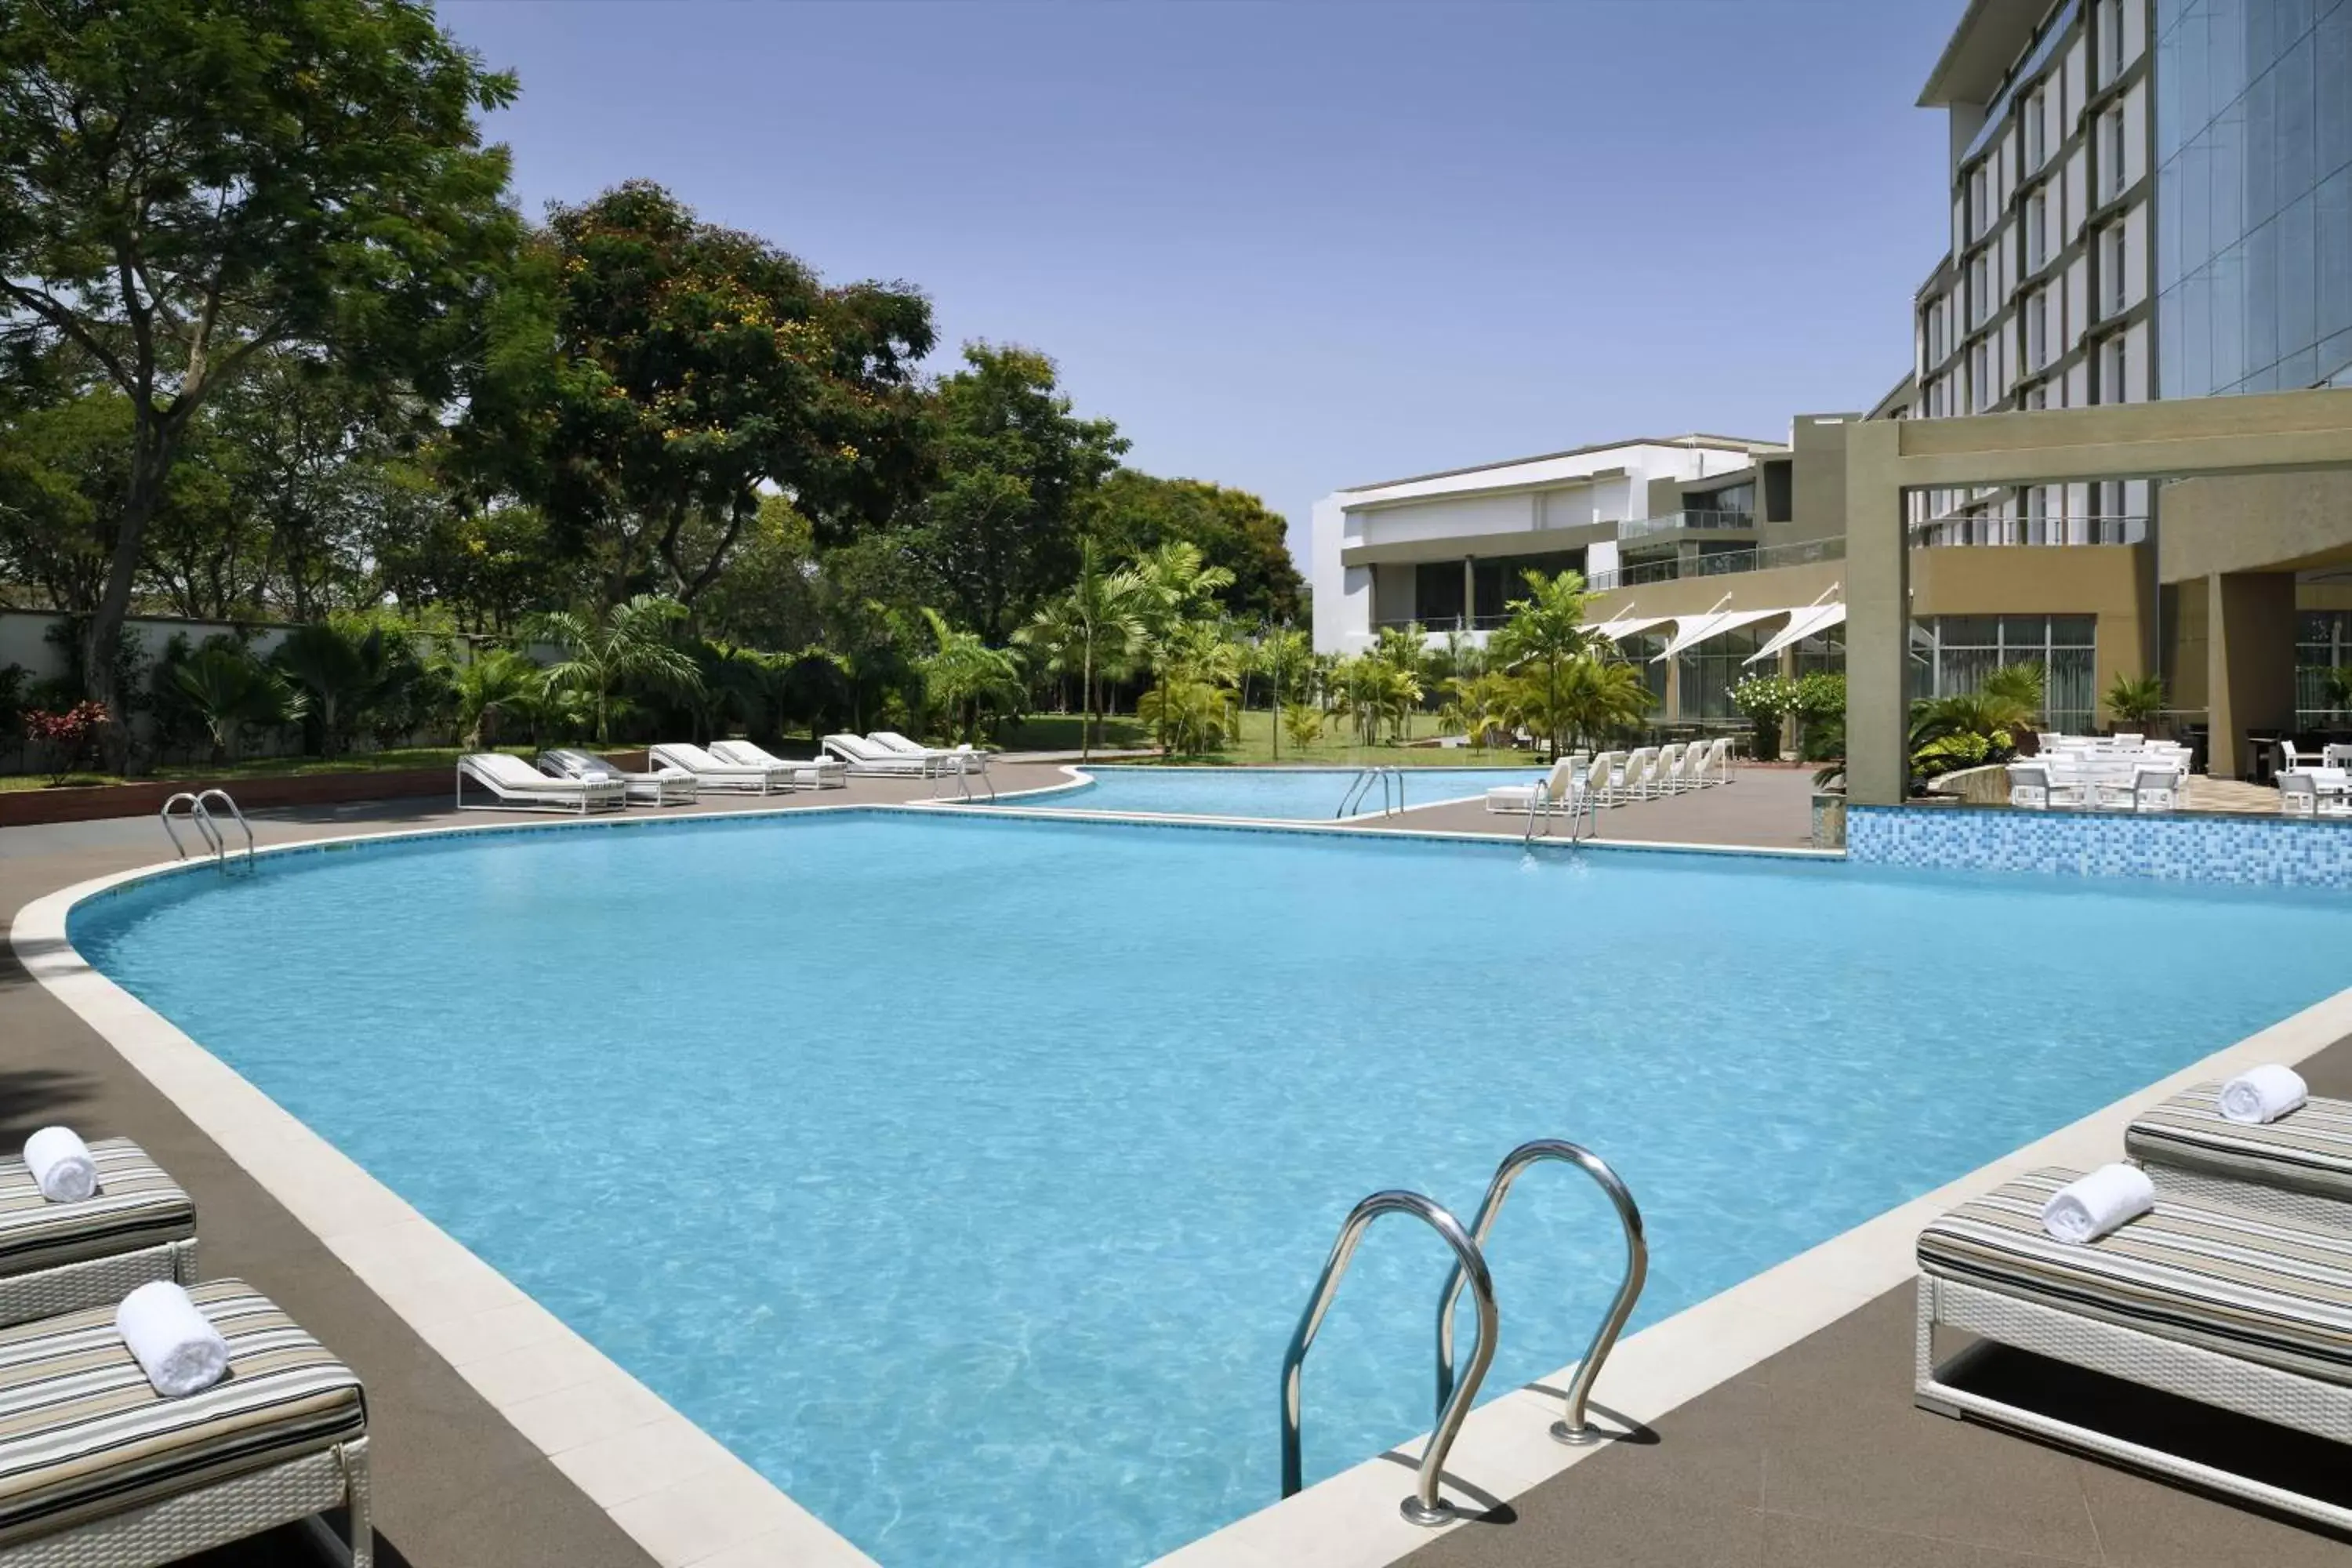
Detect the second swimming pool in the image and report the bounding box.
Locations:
[1000,763,1545,818]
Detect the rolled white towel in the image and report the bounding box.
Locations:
[23,1127,97,1203]
[114,1282,230,1398]
[2040,1163,2154,1244]
[2220,1064,2308,1125]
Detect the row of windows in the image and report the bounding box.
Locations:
[1911,615,2101,733]
[1924,306,2133,412]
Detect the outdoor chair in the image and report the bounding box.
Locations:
[456,753,626,815]
[646,742,804,795]
[708,740,846,789]
[0,1139,195,1330]
[2126,1082,2352,1232]
[536,748,698,807]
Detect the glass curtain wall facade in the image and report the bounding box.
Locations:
[1909,615,2100,731]
[2154,0,2352,396]
[2298,609,2352,722]
[1677,629,1766,724]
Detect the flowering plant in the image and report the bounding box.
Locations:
[23,702,111,786]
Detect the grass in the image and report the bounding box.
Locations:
[0,745,538,793]
[993,707,1546,768]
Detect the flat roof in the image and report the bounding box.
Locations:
[1340,434,1779,495]
[1918,0,2053,107]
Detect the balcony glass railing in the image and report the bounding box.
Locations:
[1585,535,1844,593]
[1616,509,1757,542]
[1910,515,2147,546]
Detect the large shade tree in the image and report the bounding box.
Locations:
[464,180,935,608]
[1092,470,1305,624]
[0,0,521,709]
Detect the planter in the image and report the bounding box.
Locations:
[0,767,455,829]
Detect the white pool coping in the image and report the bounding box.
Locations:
[12,800,2343,1568]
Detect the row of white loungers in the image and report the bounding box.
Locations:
[1483,738,1733,819]
[651,740,846,796]
[822,731,990,780]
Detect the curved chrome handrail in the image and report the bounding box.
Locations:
[1282,1189,1497,1526]
[1434,1139,1646,1445]
[158,792,221,861]
[191,789,256,873]
[1337,765,1406,819]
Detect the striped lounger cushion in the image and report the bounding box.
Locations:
[0,1142,194,1276]
[1918,1167,2352,1385]
[2125,1083,2352,1203]
[0,1280,364,1548]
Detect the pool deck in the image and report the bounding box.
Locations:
[0,758,2344,1566]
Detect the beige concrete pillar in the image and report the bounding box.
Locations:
[2206,572,2298,778]
[1662,648,1682,727]
[1843,422,1909,804]
[1462,557,1475,630]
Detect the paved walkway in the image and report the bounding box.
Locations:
[1367,765,1822,850]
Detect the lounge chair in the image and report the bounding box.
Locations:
[869,731,975,762]
[1584,750,1627,805]
[1671,741,1709,793]
[2126,1083,2352,1230]
[0,1279,370,1565]
[822,734,939,777]
[1484,756,1586,818]
[707,739,847,790]
[456,753,626,815]
[0,1138,195,1329]
[537,748,699,807]
[1916,1167,2352,1532]
[1610,747,1656,804]
[645,742,798,795]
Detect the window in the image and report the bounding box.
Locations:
[2098,0,2125,85]
[1676,626,1764,724]
[2102,334,2129,402]
[2299,612,2352,724]
[1911,615,2098,731]
[2025,191,2048,270]
[2100,223,2128,314]
[1970,253,1992,327]
[1925,299,1947,365]
[1967,164,1991,241]
[2023,88,2046,172]
[2025,288,2049,369]
[2100,108,2126,201]
[1972,340,1994,408]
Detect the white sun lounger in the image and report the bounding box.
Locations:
[822,734,940,777]
[869,731,972,761]
[456,753,626,814]
[536,748,699,807]
[644,742,798,795]
[1917,1167,2352,1534]
[0,1138,196,1329]
[707,740,846,790]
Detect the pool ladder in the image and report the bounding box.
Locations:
[159,789,256,875]
[1336,766,1406,819]
[930,754,996,804]
[1523,763,1602,848]
[1279,1139,1646,1525]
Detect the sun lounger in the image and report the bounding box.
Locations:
[0,1279,370,1566]
[1917,1167,2352,1531]
[456,753,626,815]
[1484,756,1586,818]
[822,734,939,777]
[646,742,798,795]
[707,740,847,790]
[0,1139,195,1329]
[2126,1083,2352,1230]
[536,748,698,807]
[869,731,974,762]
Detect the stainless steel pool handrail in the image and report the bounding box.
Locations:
[1337,766,1405,819]
[1434,1139,1646,1445]
[1282,1189,1497,1526]
[158,793,223,862]
[191,789,256,873]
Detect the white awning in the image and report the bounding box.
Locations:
[1651,605,1791,662]
[1587,614,1671,643]
[1743,601,1848,664]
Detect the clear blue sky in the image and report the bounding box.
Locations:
[439,1,1962,561]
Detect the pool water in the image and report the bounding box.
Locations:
[1010,764,1545,818]
[73,814,2352,1567]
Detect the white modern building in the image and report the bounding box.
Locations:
[1306,435,1777,654]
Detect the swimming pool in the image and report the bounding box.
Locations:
[70,811,2352,1566]
[1004,764,1545,818]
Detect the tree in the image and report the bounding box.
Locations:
[1012,539,1143,760]
[1093,470,1305,622]
[532,593,703,744]
[1254,628,1312,760]
[0,0,522,707]
[1539,656,1653,753]
[915,608,1024,742]
[466,181,935,607]
[2103,671,2166,733]
[447,648,542,749]
[169,640,302,762]
[898,345,1127,641]
[1489,569,1598,759]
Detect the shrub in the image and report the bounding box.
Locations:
[24,702,112,786]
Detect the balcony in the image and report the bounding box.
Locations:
[1617,509,1757,543]
[1586,536,1843,593]
[1910,514,2147,547]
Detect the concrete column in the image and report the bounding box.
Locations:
[1662,648,1682,726]
[2206,572,2298,779]
[1843,422,1910,804]
[1462,557,1475,630]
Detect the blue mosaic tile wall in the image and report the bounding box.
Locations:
[1848,804,2352,890]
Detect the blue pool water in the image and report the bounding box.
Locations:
[71,814,2352,1567]
[1010,764,1544,818]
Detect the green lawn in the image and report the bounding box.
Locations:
[994,707,1544,768]
[0,745,537,793]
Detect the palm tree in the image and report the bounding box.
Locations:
[1547,655,1653,751]
[529,594,704,745]
[1130,542,1237,749]
[270,621,394,757]
[170,641,304,764]
[1255,626,1311,760]
[1013,540,1143,759]
[448,648,545,750]
[1489,569,1598,760]
[2103,671,2167,735]
[917,608,1025,742]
